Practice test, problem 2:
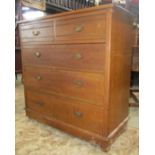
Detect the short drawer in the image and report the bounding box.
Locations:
[20,13,106,45]
[20,21,54,44]
[22,44,106,72]
[23,66,104,105]
[54,13,106,44]
[25,89,105,135]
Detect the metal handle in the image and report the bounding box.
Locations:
[32,30,40,36]
[74,52,82,60]
[73,80,83,87]
[34,52,41,57]
[74,111,83,117]
[35,101,43,107]
[36,76,41,80]
[75,25,83,32]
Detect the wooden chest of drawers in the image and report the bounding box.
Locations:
[19,4,133,150]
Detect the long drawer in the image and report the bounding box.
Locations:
[22,44,106,73]
[23,66,104,105]
[20,13,106,44]
[26,89,105,135]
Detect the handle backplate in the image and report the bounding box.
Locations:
[75,25,83,32]
[32,30,40,36]
[74,111,83,117]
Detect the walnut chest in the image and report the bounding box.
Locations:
[19,4,133,150]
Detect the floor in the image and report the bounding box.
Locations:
[15,75,139,155]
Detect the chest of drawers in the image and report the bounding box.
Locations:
[19,4,133,150]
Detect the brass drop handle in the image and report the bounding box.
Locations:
[32,30,40,36]
[74,111,83,117]
[75,25,83,32]
[74,52,82,60]
[36,76,42,80]
[34,52,41,57]
[35,101,43,107]
[74,80,83,87]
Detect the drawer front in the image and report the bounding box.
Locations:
[71,103,104,135]
[20,21,54,44]
[26,89,53,117]
[20,14,106,44]
[23,66,104,105]
[54,14,106,44]
[22,44,106,72]
[26,89,72,124]
[25,89,105,135]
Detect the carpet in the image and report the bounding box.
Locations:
[15,76,139,155]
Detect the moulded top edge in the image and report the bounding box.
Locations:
[17,4,133,25]
[17,4,114,24]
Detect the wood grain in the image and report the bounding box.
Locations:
[19,4,133,151]
[22,44,106,73]
[26,89,106,135]
[23,66,104,105]
[107,7,133,134]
